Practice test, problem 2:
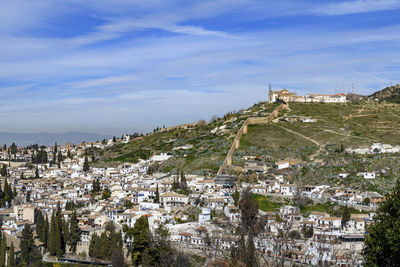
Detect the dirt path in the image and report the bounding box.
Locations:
[343,106,366,121]
[276,125,323,160]
[391,112,400,120]
[321,128,379,142]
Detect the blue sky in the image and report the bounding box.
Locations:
[1,0,400,135]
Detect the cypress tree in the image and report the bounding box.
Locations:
[55,213,65,257]
[62,219,69,249]
[155,184,159,203]
[3,179,10,203]
[35,166,39,179]
[57,151,63,168]
[43,216,49,247]
[26,191,31,203]
[0,165,6,177]
[36,211,44,242]
[48,212,57,256]
[21,224,34,265]
[83,156,89,172]
[53,142,57,163]
[8,242,14,267]
[0,232,6,267]
[69,210,80,253]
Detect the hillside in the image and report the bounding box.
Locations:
[94,102,279,174]
[368,84,400,103]
[95,100,400,190]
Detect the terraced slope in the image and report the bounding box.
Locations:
[96,101,400,188]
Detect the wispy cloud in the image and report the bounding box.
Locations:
[315,0,400,15]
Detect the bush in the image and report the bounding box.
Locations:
[288,230,301,239]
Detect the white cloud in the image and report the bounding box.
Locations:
[315,0,400,15]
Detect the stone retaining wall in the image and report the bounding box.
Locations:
[217,104,289,175]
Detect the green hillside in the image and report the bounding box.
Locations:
[95,100,400,193]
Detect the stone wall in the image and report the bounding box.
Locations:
[217,104,289,175]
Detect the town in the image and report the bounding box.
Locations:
[1,86,399,266]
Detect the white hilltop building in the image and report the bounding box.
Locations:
[268,89,348,103]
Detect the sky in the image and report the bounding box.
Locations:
[1,0,400,135]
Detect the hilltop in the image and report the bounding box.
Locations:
[94,99,400,191]
[368,84,400,103]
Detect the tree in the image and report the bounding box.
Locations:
[42,216,49,247]
[55,213,65,257]
[10,143,17,156]
[35,166,39,179]
[232,187,240,207]
[302,224,314,239]
[92,178,101,193]
[363,180,400,266]
[83,156,89,172]
[26,191,31,203]
[179,171,187,191]
[48,212,58,256]
[0,232,6,267]
[155,184,159,203]
[36,211,45,242]
[132,216,150,266]
[111,248,125,267]
[341,206,351,227]
[8,242,15,267]
[21,224,35,265]
[363,197,371,206]
[102,188,111,199]
[238,187,265,267]
[3,178,11,203]
[57,151,63,168]
[69,210,80,253]
[0,165,7,177]
[89,222,123,262]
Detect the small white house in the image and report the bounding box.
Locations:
[357,172,375,179]
[198,207,211,224]
[276,161,290,170]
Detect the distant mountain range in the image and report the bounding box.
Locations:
[368,84,400,103]
[0,132,112,147]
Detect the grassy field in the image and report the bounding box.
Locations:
[251,193,283,212]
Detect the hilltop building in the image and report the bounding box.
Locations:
[268,89,348,103]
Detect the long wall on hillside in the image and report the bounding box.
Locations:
[217,104,289,175]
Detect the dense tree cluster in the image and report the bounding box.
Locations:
[36,205,81,258]
[21,224,41,265]
[31,148,48,164]
[89,222,124,266]
[123,216,193,267]
[363,180,400,266]
[0,177,14,207]
[172,170,188,193]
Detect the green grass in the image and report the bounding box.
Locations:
[251,193,282,212]
[300,202,336,215]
